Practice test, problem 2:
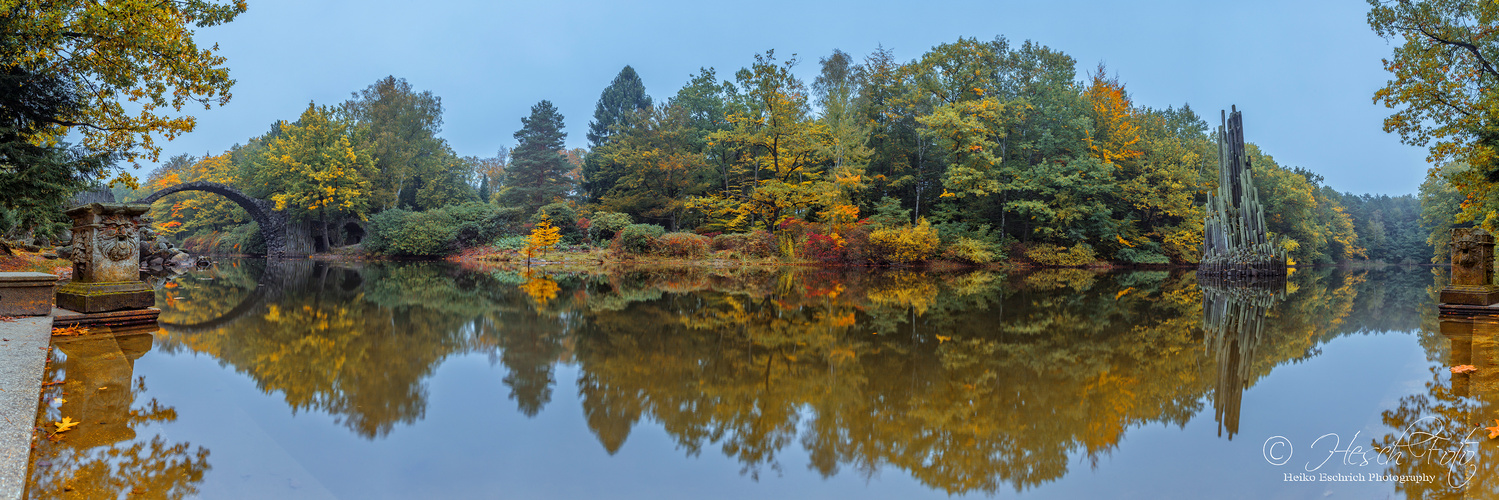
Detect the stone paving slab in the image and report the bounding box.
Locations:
[0,316,51,500]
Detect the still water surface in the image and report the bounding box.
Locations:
[22,261,1475,499]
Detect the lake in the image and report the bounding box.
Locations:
[23,260,1477,499]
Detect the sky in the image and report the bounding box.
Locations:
[156,0,1427,196]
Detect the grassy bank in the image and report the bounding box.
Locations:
[0,250,70,276]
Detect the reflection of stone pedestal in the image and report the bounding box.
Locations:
[1440,228,1499,308]
[54,203,154,313]
[50,332,154,449]
[1440,318,1478,397]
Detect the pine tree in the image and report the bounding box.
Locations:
[586,66,652,148]
[501,100,571,213]
[583,66,653,202]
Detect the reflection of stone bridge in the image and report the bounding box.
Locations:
[157,259,308,335]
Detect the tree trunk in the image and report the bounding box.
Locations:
[319,209,331,252]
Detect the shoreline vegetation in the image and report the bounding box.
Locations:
[1,5,1486,301]
[83,36,1433,273]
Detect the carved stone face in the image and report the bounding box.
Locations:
[64,203,149,283]
[1451,228,1495,287]
[98,214,139,263]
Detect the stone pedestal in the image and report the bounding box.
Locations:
[54,203,154,313]
[1441,228,1499,306]
[0,272,58,315]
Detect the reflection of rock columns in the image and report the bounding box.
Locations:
[50,332,154,449]
[1201,278,1285,439]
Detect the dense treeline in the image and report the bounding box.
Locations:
[128,37,1425,265]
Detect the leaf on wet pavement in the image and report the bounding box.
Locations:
[1487,419,1499,439]
[1452,365,1478,374]
[50,325,90,337]
[53,417,79,433]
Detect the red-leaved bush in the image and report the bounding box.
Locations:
[654,232,712,257]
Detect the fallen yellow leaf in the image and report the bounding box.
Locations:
[50,325,90,337]
[53,417,79,433]
[935,335,951,344]
[1487,419,1499,440]
[1453,365,1479,374]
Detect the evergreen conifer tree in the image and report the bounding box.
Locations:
[501,100,571,212]
[586,66,652,148]
[583,66,652,202]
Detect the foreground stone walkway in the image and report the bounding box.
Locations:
[0,316,50,500]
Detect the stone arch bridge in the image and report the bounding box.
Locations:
[137,181,295,256]
[137,181,364,256]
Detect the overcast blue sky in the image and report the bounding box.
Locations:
[163,0,1424,195]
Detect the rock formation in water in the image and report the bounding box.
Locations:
[1200,106,1288,278]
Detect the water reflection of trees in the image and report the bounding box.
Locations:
[26,333,209,499]
[1370,306,1499,498]
[154,260,1433,494]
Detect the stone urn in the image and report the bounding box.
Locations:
[54,203,154,313]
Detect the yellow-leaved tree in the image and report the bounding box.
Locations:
[526,215,562,261]
[0,0,246,164]
[1368,0,1499,236]
[693,51,840,232]
[253,103,374,251]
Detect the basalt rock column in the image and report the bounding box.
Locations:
[1440,227,1499,306]
[1200,106,1288,279]
[54,203,155,312]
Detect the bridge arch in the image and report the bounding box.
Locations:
[136,181,291,256]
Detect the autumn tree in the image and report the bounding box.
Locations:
[0,60,111,247]
[253,103,375,251]
[526,215,562,260]
[856,46,932,221]
[594,105,709,229]
[666,67,737,193]
[0,0,244,164]
[344,76,473,211]
[469,146,508,203]
[1368,0,1499,232]
[693,51,839,231]
[500,100,572,213]
[813,49,871,176]
[1082,67,1144,167]
[1124,105,1213,263]
[1249,146,1363,264]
